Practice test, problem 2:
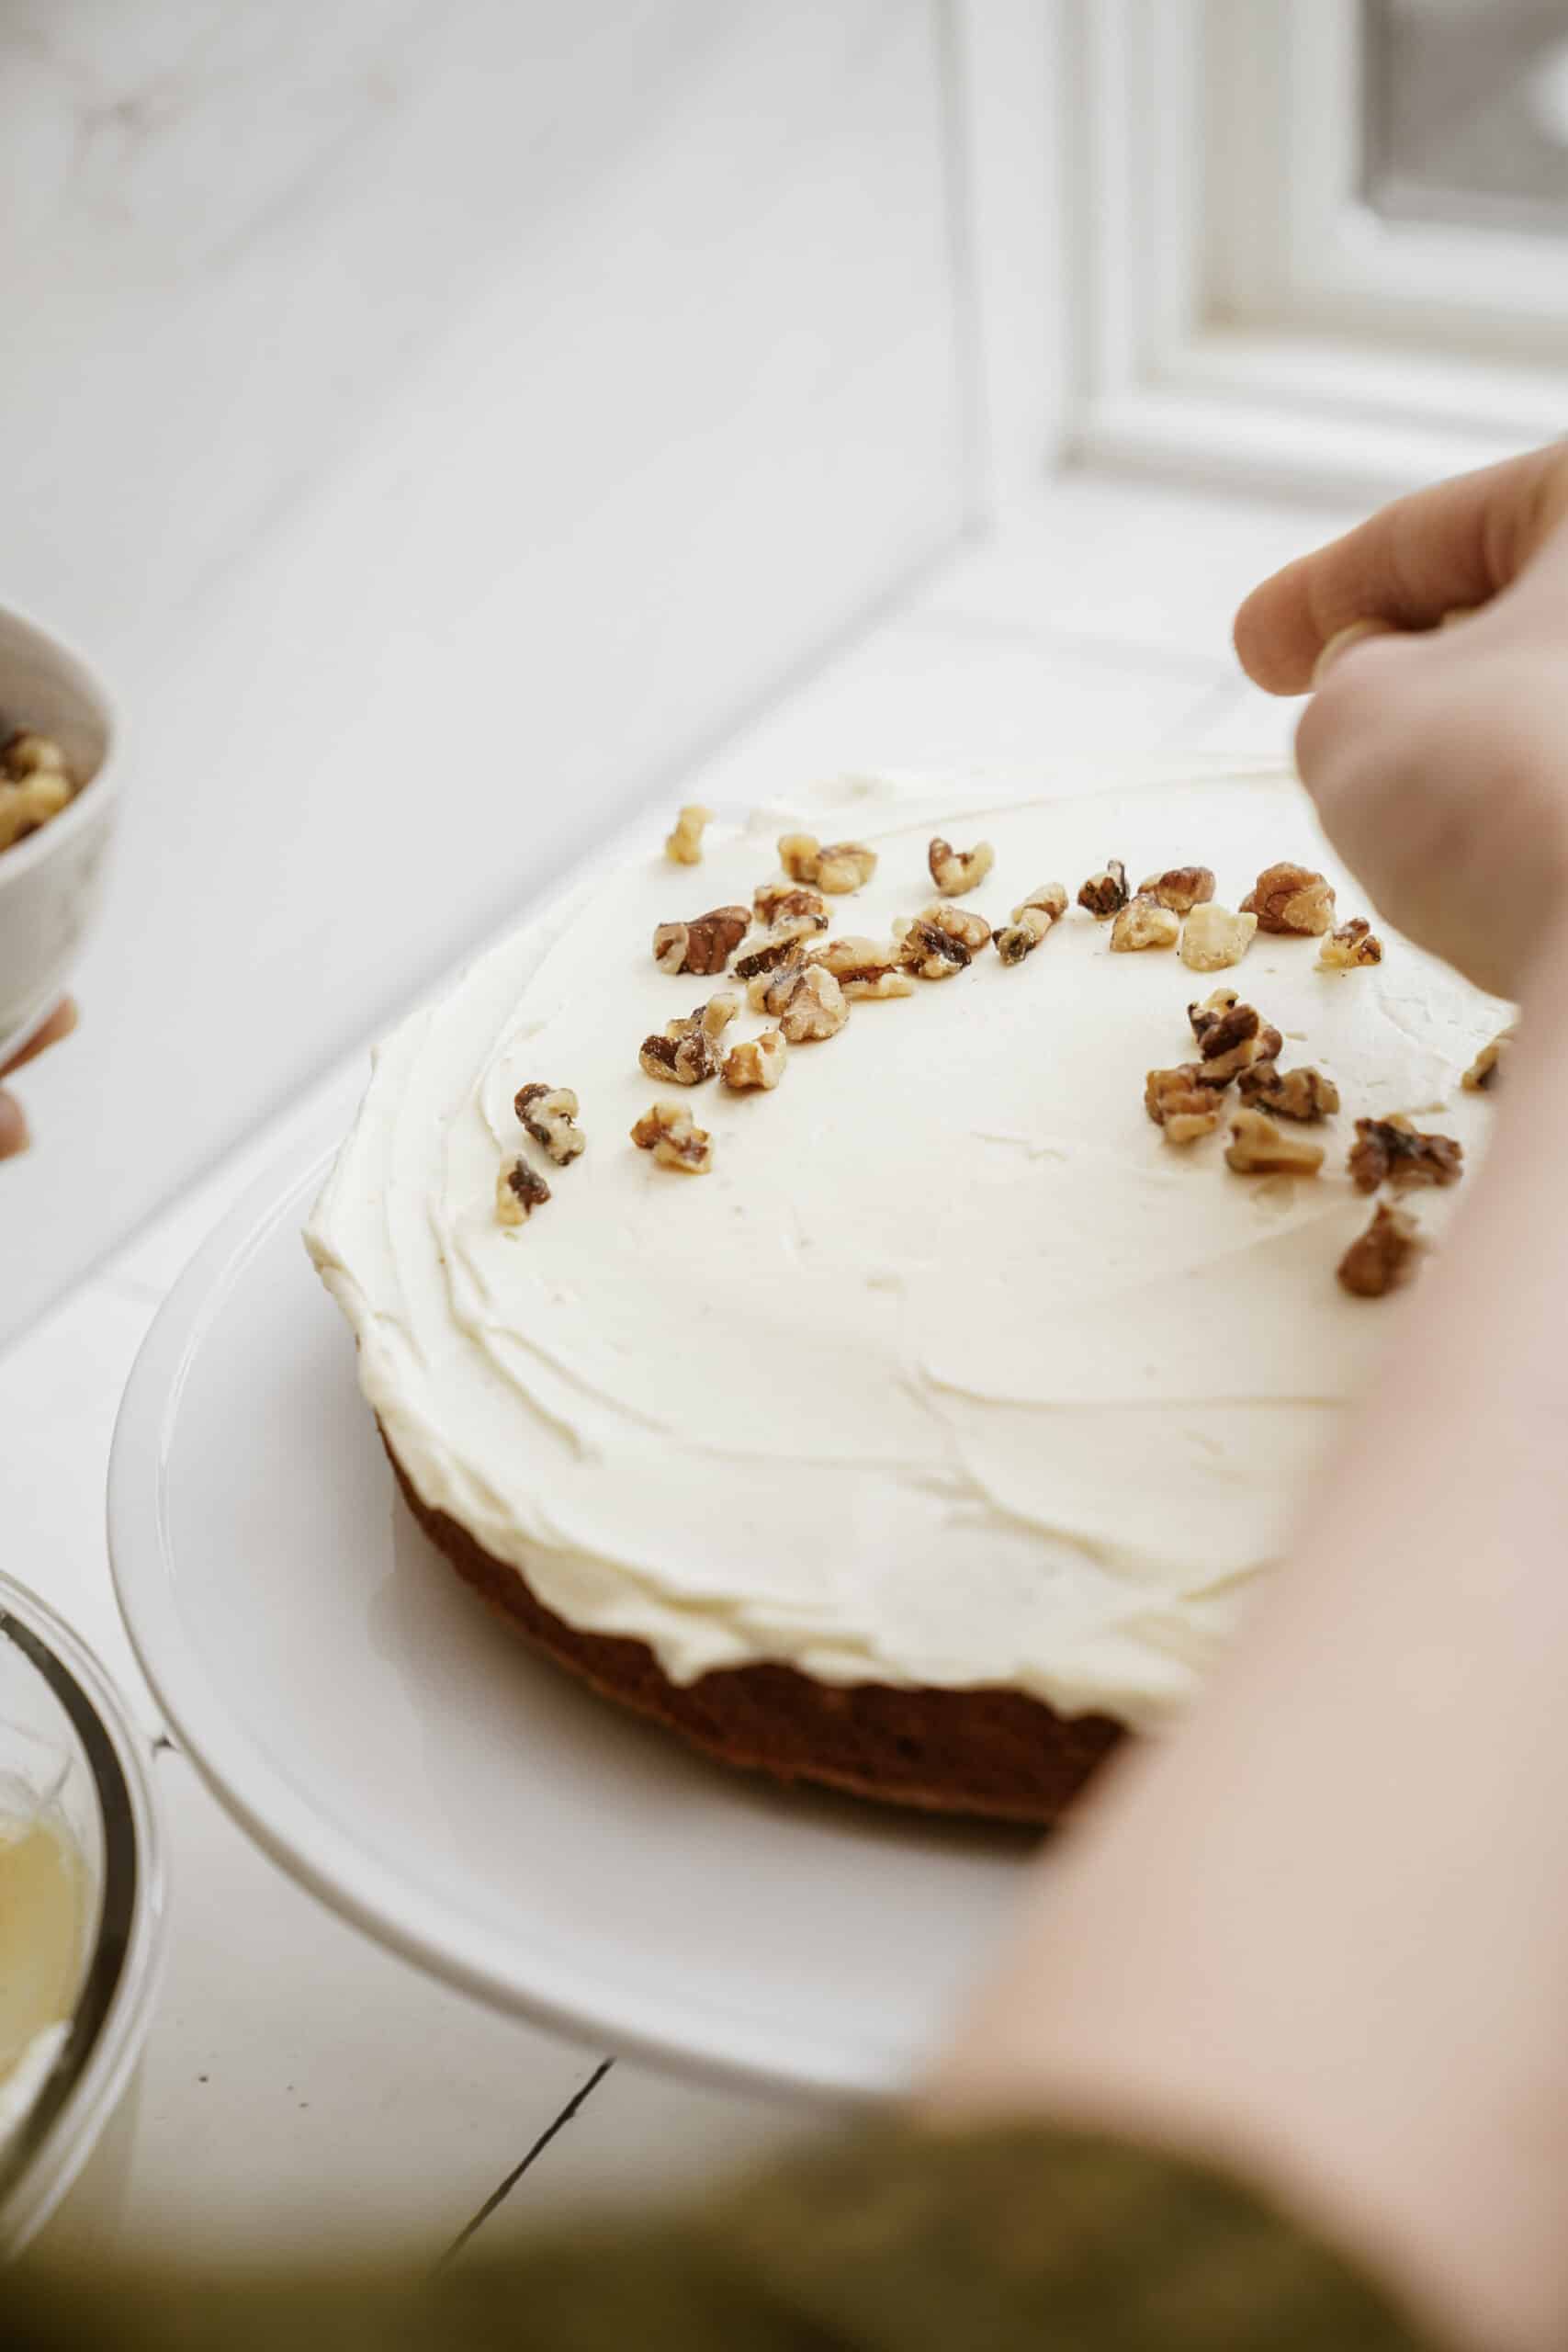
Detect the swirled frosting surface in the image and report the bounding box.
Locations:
[306,765,1507,1729]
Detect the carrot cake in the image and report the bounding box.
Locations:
[305,762,1509,1820]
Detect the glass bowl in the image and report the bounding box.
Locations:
[0,1574,164,2252]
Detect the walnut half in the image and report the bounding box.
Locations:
[663,803,712,865]
[652,904,749,977]
[630,1100,713,1172]
[514,1082,586,1163]
[495,1157,550,1227]
[928,836,994,895]
[722,1028,788,1091]
[1348,1116,1463,1194]
[1337,1202,1424,1298]
[1225,1110,1325,1176]
[1242,861,1337,936]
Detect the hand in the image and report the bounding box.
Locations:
[0,1000,77,1160]
[1235,443,1568,1001]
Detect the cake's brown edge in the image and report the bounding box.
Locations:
[381,1429,1126,1825]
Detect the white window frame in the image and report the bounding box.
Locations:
[1029,0,1568,503]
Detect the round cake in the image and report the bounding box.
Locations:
[306,761,1508,1821]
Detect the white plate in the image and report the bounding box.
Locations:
[108,1118,1036,2101]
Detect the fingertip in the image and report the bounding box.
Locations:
[0,1091,29,1161]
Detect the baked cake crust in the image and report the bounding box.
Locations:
[385,1432,1124,1825]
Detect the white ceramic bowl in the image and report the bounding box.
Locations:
[0,611,117,1070]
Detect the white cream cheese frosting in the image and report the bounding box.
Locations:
[306,763,1509,1732]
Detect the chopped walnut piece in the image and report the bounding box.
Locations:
[1,729,69,781]
[722,1028,788,1091]
[928,836,995,895]
[1462,1025,1517,1091]
[495,1156,551,1227]
[1077,859,1129,918]
[651,904,749,977]
[818,841,878,893]
[807,935,914,999]
[776,833,877,892]
[0,769,73,852]
[514,1082,586,1163]
[734,907,830,978]
[1145,1065,1223,1144]
[663,803,712,865]
[995,907,1053,966]
[1241,861,1337,936]
[894,901,990,977]
[638,993,739,1085]
[1180,902,1257,972]
[923,900,991,952]
[1348,1115,1463,1194]
[1137,865,1215,916]
[775,964,849,1042]
[1110,894,1180,953]
[1225,1110,1325,1177]
[630,1100,714,1172]
[752,881,828,929]
[1337,1202,1425,1298]
[994,881,1070,964]
[1236,1062,1340,1122]
[1318,916,1383,971]
[1187,999,1281,1085]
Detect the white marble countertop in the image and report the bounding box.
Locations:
[6,475,1332,2267]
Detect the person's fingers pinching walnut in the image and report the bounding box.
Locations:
[0,999,77,1161]
[1234,441,1568,1002]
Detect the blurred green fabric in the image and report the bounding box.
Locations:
[10,2122,1425,2348]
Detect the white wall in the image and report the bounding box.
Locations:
[1,0,970,1340]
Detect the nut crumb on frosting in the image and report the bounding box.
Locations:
[1242,861,1337,936]
[652,904,749,977]
[514,1081,587,1162]
[928,836,995,895]
[638,993,739,1085]
[1145,1065,1224,1144]
[777,833,877,893]
[722,1028,788,1090]
[1463,1025,1516,1091]
[806,934,915,999]
[1225,1109,1325,1176]
[1180,902,1258,971]
[663,804,712,865]
[1318,916,1383,970]
[1337,1201,1424,1298]
[1235,1060,1341,1122]
[1110,893,1180,952]
[631,1100,714,1172]
[1348,1115,1463,1194]
[1077,859,1129,918]
[1137,865,1215,916]
[495,1156,550,1226]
